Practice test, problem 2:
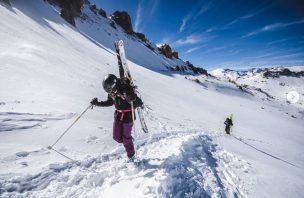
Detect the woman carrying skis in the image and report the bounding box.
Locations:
[90,74,143,160]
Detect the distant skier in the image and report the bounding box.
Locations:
[224,114,233,135]
[90,74,143,160]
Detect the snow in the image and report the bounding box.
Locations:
[1,1,304,197]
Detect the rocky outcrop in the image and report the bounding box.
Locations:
[263,68,304,78]
[88,4,106,17]
[159,44,172,58]
[133,32,147,42]
[111,11,133,34]
[186,61,208,76]
[158,44,179,59]
[0,0,10,5]
[89,4,98,14]
[172,51,179,59]
[47,0,84,26]
[110,21,116,29]
[167,61,209,77]
[98,8,107,17]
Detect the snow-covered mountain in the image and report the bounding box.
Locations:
[210,67,304,114]
[1,1,304,197]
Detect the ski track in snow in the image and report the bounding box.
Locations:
[0,130,252,198]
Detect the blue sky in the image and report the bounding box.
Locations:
[91,0,304,69]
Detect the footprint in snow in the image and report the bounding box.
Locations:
[15,152,29,158]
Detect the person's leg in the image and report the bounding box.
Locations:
[227,126,231,135]
[225,125,230,134]
[113,119,123,143]
[122,122,135,158]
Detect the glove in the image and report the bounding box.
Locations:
[90,98,99,106]
[133,97,143,109]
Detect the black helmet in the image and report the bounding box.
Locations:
[102,74,118,93]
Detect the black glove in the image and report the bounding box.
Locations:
[133,97,144,108]
[90,98,99,106]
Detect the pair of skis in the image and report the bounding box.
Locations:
[114,40,148,133]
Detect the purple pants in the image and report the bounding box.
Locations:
[113,120,135,158]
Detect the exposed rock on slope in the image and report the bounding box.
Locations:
[158,44,179,59]
[48,0,84,26]
[111,11,133,34]
[98,7,107,17]
[263,68,304,78]
[0,0,10,5]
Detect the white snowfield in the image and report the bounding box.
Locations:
[0,1,303,198]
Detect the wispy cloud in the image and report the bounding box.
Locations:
[205,10,261,33]
[205,27,216,33]
[179,1,213,33]
[135,0,159,32]
[179,14,192,33]
[227,9,262,26]
[227,49,240,56]
[175,34,201,46]
[206,46,226,53]
[243,18,304,38]
[269,52,304,60]
[195,1,213,18]
[134,1,143,32]
[267,38,291,45]
[173,33,213,47]
[226,4,272,29]
[148,0,159,18]
[241,46,304,64]
[185,45,205,54]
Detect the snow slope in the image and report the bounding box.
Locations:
[1,1,304,197]
[210,67,304,117]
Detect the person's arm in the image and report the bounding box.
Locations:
[91,95,114,107]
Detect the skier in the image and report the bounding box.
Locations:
[224,114,233,135]
[90,74,143,160]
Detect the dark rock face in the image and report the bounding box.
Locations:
[158,44,179,59]
[134,32,147,42]
[159,44,172,58]
[172,51,179,59]
[0,0,10,5]
[90,4,98,14]
[167,61,209,76]
[263,68,304,78]
[145,43,154,51]
[186,61,208,76]
[98,8,107,17]
[110,21,116,29]
[61,8,75,25]
[47,0,84,26]
[111,11,133,34]
[133,32,156,51]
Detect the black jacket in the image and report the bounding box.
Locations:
[95,78,143,123]
[224,118,233,126]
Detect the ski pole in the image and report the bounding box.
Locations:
[48,104,92,149]
[48,147,75,161]
[131,101,137,157]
